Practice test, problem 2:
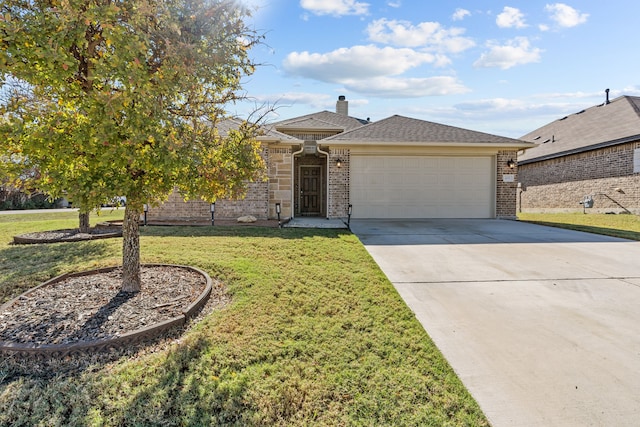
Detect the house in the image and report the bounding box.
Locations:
[518,93,640,214]
[147,96,533,222]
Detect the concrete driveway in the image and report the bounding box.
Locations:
[350,219,640,427]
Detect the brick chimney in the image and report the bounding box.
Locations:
[336,95,348,116]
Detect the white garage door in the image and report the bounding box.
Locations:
[350,156,494,218]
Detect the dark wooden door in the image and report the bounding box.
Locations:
[300,166,321,215]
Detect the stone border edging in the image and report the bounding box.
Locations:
[0,264,212,358]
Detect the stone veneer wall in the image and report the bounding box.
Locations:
[518,141,640,213]
[496,150,519,218]
[328,148,350,218]
[268,146,293,218]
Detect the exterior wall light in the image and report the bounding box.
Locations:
[275,202,281,228]
[336,159,343,168]
[210,202,215,226]
[507,159,516,169]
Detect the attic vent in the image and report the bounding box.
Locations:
[303,140,317,154]
[559,116,568,121]
[576,110,585,114]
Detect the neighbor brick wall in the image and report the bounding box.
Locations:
[496,150,518,218]
[518,141,640,213]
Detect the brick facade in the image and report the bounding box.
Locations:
[518,141,640,213]
[148,143,292,221]
[497,150,519,218]
[328,148,350,218]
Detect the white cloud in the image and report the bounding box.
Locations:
[406,98,590,137]
[300,0,369,17]
[387,1,401,8]
[283,45,439,82]
[281,44,470,98]
[452,8,471,21]
[496,6,527,29]
[366,18,475,53]
[544,3,588,28]
[342,76,470,98]
[473,37,542,69]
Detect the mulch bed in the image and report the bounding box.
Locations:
[0,265,230,379]
[0,266,206,346]
[13,225,122,244]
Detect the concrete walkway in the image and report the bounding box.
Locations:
[283,217,348,229]
[350,219,640,427]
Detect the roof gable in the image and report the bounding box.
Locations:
[519,95,640,162]
[323,115,529,146]
[273,110,367,133]
[216,118,300,142]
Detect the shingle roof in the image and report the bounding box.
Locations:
[323,115,532,147]
[273,111,367,133]
[519,95,640,163]
[216,117,300,142]
[258,126,301,142]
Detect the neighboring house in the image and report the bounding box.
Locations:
[518,93,640,214]
[148,96,533,222]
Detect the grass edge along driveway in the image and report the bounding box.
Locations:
[0,211,488,426]
[518,212,640,241]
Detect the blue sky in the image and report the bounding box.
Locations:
[236,1,640,138]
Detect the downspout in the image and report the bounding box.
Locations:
[291,144,304,219]
[317,145,330,219]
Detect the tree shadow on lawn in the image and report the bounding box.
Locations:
[91,336,258,426]
[0,335,257,426]
[0,240,115,304]
[140,224,351,240]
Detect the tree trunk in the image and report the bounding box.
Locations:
[78,212,90,233]
[121,205,141,293]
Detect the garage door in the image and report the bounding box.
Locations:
[350,156,494,218]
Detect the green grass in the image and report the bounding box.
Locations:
[518,212,640,241]
[0,211,487,426]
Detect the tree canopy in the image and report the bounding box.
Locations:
[0,0,266,291]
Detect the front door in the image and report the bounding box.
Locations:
[300,166,322,216]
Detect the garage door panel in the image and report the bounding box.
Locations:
[350,155,493,219]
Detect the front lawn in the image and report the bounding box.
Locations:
[0,211,487,426]
[518,212,640,241]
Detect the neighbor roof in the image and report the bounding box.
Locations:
[519,95,640,163]
[273,111,367,133]
[323,115,533,147]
